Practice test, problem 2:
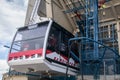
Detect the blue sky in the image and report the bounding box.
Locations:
[0,0,28,79]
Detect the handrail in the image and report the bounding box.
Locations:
[69,37,120,58]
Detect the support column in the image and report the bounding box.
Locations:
[46,0,53,18]
[93,0,99,59]
[117,21,120,55]
[108,25,111,38]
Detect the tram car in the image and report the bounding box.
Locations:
[8,20,79,75]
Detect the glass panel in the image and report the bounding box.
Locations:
[11,23,48,53]
[47,26,60,52]
[15,24,47,41]
[46,23,78,67]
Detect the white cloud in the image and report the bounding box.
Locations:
[0,0,28,42]
[0,44,9,59]
[0,60,9,80]
[0,60,9,72]
[0,0,28,58]
[0,0,28,79]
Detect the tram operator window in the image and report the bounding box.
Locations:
[47,25,60,52]
[48,33,57,51]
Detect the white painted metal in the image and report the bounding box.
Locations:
[29,0,41,25]
[8,51,78,75]
[42,19,53,59]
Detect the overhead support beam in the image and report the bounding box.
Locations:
[110,1,118,21]
[25,0,36,25]
[99,2,120,10]
[46,0,53,18]
[64,5,85,13]
[99,18,115,23]
[59,0,76,30]
[65,0,82,6]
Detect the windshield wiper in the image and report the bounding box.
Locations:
[4,45,20,51]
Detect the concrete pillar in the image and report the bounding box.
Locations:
[46,0,53,18]
[117,21,120,55]
[108,25,111,38]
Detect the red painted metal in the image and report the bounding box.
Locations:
[8,49,52,61]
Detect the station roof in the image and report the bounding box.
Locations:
[25,0,120,33]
